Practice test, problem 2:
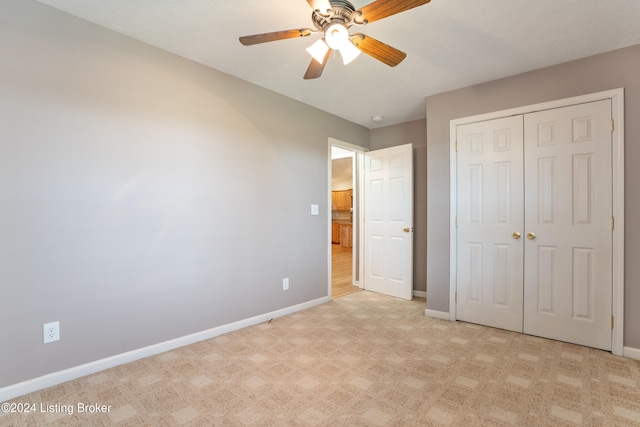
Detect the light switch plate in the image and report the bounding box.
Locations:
[311,204,319,216]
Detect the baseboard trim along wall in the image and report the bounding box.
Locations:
[413,290,427,299]
[0,296,331,403]
[424,309,451,321]
[422,311,640,362]
[624,346,640,361]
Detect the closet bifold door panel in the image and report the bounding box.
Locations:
[455,116,525,333]
[455,99,613,351]
[523,100,612,351]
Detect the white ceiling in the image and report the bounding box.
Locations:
[36,0,640,129]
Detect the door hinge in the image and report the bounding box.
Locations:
[455,292,458,303]
[455,217,459,228]
[455,142,458,152]
[610,119,614,133]
[611,217,615,231]
[611,316,614,329]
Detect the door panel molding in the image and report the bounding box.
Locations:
[449,89,625,356]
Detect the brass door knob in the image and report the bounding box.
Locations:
[403,227,412,233]
[512,232,521,240]
[527,232,537,240]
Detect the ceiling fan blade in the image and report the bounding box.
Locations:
[351,33,407,67]
[304,49,332,79]
[306,0,333,14]
[239,29,314,46]
[354,0,431,24]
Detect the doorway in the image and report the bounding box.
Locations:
[330,143,360,298]
[328,139,415,301]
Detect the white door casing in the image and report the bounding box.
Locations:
[456,116,524,332]
[450,90,624,354]
[523,100,612,350]
[363,144,413,300]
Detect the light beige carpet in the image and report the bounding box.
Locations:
[2,291,640,426]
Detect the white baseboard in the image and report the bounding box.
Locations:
[425,309,451,321]
[623,346,640,361]
[0,296,330,403]
[413,290,427,299]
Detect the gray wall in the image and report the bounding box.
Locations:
[425,44,640,348]
[370,119,427,293]
[0,0,369,388]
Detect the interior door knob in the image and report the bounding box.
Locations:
[527,232,537,240]
[403,227,412,233]
[512,232,521,240]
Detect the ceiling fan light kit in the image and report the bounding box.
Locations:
[239,0,432,79]
[306,39,330,63]
[324,23,349,50]
[338,40,361,65]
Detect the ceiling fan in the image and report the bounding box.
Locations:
[239,0,432,79]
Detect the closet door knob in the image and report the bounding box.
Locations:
[527,232,537,240]
[512,232,521,240]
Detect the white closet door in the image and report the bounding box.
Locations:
[456,116,524,332]
[523,100,613,350]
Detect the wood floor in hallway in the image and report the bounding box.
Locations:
[331,243,360,299]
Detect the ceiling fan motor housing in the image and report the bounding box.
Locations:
[311,0,357,32]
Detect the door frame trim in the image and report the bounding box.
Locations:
[449,88,625,356]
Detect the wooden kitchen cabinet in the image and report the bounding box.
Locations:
[339,223,352,248]
[332,221,352,247]
[331,222,340,244]
[331,189,353,211]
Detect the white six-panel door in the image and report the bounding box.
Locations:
[363,144,413,300]
[523,100,612,350]
[456,117,524,332]
[455,100,613,350]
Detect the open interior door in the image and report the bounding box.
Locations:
[363,144,413,300]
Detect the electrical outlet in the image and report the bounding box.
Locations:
[282,278,289,291]
[43,321,60,344]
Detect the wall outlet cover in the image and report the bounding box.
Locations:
[43,321,60,344]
